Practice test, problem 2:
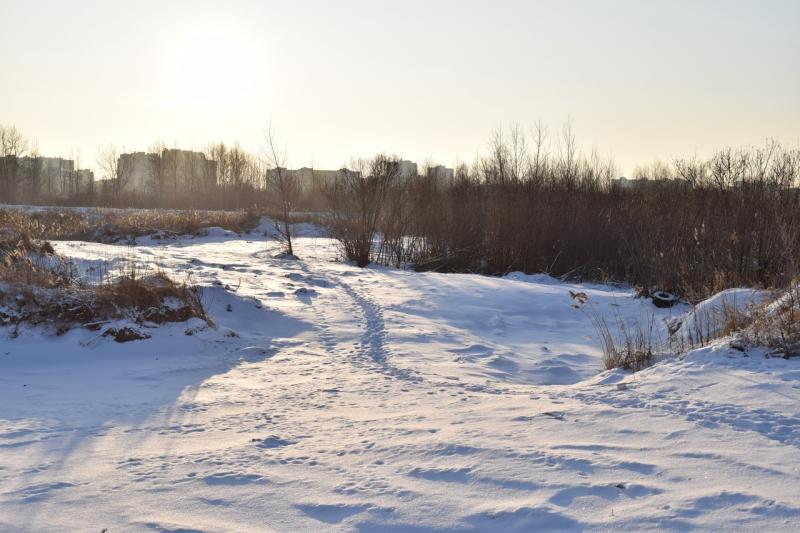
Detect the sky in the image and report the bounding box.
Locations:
[1,0,798,177]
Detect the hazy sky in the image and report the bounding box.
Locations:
[2,0,798,176]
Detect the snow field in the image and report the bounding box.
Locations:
[0,221,798,532]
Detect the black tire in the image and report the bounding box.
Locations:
[652,291,677,308]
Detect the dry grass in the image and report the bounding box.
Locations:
[663,285,800,357]
[586,303,663,371]
[586,286,799,370]
[0,228,73,288]
[0,206,249,339]
[672,292,754,352]
[92,270,207,325]
[0,208,259,243]
[739,283,800,357]
[0,230,208,338]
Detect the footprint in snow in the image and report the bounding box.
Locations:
[253,435,295,449]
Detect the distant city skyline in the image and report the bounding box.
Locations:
[2,0,798,177]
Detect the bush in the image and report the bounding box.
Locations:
[0,229,208,338]
[344,132,800,300]
[322,155,398,267]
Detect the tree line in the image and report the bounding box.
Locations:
[3,123,800,297]
[318,125,800,299]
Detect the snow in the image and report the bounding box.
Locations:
[674,288,768,345]
[1,218,799,531]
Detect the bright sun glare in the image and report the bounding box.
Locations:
[168,24,254,106]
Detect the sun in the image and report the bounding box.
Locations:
[167,23,255,106]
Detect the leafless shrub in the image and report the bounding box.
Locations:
[262,125,300,257]
[377,129,800,299]
[374,176,418,267]
[322,155,399,267]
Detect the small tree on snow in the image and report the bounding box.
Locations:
[263,125,299,257]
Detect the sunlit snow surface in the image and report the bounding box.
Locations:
[1,219,799,532]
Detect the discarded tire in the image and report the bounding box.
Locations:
[652,291,677,308]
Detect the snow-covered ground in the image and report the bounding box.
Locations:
[1,220,799,532]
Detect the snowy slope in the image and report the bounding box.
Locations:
[0,222,799,532]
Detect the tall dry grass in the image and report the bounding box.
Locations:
[0,208,259,243]
[0,230,208,336]
[583,301,664,371]
[739,283,800,357]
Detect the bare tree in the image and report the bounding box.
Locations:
[508,123,530,182]
[632,159,674,181]
[556,117,579,188]
[0,125,29,158]
[96,145,119,191]
[529,119,550,185]
[96,145,132,200]
[483,128,510,184]
[148,141,168,198]
[323,154,399,267]
[263,125,299,257]
[0,125,30,203]
[228,143,250,203]
[206,142,230,205]
[674,155,708,188]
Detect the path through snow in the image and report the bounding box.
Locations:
[1,225,799,531]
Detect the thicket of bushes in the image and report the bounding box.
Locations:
[321,129,800,300]
[5,122,800,300]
